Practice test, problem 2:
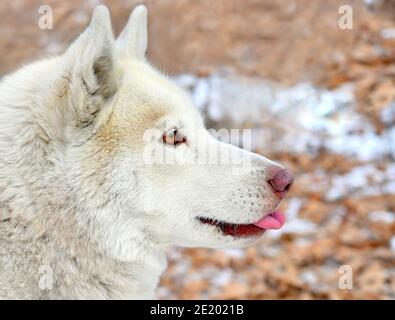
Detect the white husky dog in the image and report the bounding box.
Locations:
[0,5,293,299]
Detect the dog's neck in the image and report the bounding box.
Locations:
[28,205,168,299]
[73,207,169,299]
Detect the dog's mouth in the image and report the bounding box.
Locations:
[197,211,286,238]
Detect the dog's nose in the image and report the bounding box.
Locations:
[267,169,294,199]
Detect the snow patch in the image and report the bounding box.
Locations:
[368,211,395,224]
[174,73,395,161]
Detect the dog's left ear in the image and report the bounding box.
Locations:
[63,5,118,125]
[116,5,148,60]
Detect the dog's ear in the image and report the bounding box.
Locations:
[63,5,118,126]
[116,5,148,60]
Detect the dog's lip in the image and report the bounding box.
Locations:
[197,211,286,238]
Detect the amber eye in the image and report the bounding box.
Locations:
[162,128,186,146]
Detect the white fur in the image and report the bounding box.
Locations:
[0,5,284,299]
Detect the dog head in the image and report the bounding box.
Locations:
[51,6,294,256]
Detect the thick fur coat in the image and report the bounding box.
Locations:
[0,6,289,299]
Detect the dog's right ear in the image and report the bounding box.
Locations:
[63,5,118,126]
[116,5,148,60]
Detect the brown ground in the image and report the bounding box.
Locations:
[1,0,393,83]
[1,0,395,300]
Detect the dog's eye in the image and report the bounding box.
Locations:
[162,128,186,146]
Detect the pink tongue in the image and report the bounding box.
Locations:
[253,211,286,230]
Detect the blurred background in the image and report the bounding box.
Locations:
[1,0,395,299]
